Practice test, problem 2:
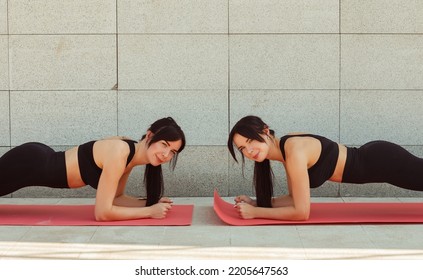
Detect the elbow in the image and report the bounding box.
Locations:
[95,213,109,222]
[94,208,113,222]
[293,207,310,221]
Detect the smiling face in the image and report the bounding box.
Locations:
[232,133,270,162]
[146,139,183,166]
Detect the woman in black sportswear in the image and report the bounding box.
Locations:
[0,117,185,221]
[228,115,423,221]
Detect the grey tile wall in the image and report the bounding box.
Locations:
[9,35,116,90]
[0,91,9,145]
[0,0,6,34]
[118,35,228,90]
[230,90,340,141]
[118,0,228,34]
[118,90,228,145]
[0,36,7,90]
[340,90,423,145]
[341,0,423,33]
[123,146,229,198]
[10,91,117,145]
[163,146,229,197]
[230,35,339,90]
[341,35,423,90]
[1,1,423,198]
[8,0,116,34]
[230,0,339,33]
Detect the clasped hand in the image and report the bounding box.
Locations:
[150,197,173,219]
[234,195,256,219]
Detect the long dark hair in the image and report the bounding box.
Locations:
[227,115,274,208]
[141,117,186,206]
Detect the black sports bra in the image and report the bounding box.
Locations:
[77,139,137,189]
[279,134,339,188]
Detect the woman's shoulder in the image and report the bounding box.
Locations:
[95,138,135,158]
[282,133,328,141]
[95,141,136,170]
[281,133,313,143]
[281,133,323,156]
[102,136,134,141]
[285,132,319,137]
[95,136,137,145]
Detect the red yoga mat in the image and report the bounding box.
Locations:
[214,190,423,226]
[0,204,193,226]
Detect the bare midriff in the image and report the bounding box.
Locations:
[64,146,86,188]
[329,144,347,182]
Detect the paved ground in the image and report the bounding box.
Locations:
[1,196,423,260]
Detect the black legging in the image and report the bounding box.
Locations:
[343,141,423,191]
[0,142,69,196]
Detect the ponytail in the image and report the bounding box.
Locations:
[144,164,164,206]
[254,159,274,208]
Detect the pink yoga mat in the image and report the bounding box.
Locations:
[214,190,423,225]
[0,204,193,226]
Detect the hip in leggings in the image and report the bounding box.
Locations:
[342,140,423,191]
[0,142,69,196]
